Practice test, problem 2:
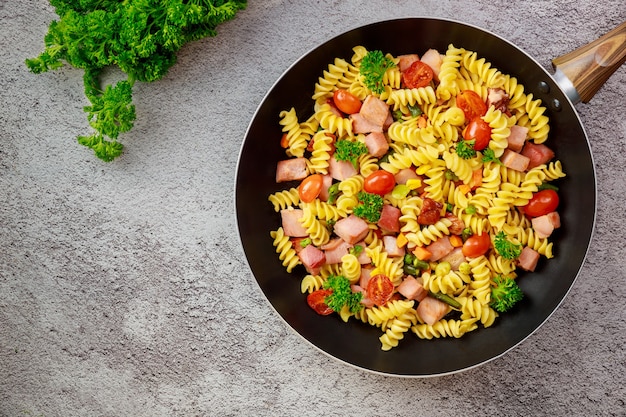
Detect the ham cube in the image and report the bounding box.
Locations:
[517,246,540,272]
[334,214,370,244]
[532,215,555,239]
[419,49,443,80]
[318,174,334,201]
[500,149,530,172]
[354,241,372,264]
[425,236,454,262]
[363,132,389,157]
[276,157,308,182]
[397,54,420,72]
[350,113,383,134]
[416,296,450,325]
[547,211,561,229]
[298,244,326,274]
[328,155,358,181]
[507,125,528,152]
[359,266,374,290]
[322,238,352,264]
[383,235,405,257]
[532,211,561,239]
[280,209,308,237]
[378,204,401,233]
[521,142,555,170]
[394,168,420,185]
[359,95,390,127]
[397,276,427,301]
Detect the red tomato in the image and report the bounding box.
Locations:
[333,89,362,114]
[363,170,396,196]
[307,289,334,315]
[402,61,434,89]
[366,274,394,306]
[462,233,491,258]
[524,189,560,217]
[456,90,487,120]
[298,174,323,203]
[463,117,492,151]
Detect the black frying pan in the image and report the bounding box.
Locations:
[235,18,625,376]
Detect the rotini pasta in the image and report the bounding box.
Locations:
[268,44,565,350]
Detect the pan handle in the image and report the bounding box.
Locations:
[552,21,626,104]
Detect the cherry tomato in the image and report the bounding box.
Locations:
[462,233,491,258]
[307,289,334,315]
[456,90,487,120]
[524,189,560,217]
[363,170,396,196]
[463,117,492,151]
[366,274,394,306]
[402,61,434,89]
[333,89,362,114]
[298,174,323,203]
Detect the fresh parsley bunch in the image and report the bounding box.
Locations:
[26,0,247,161]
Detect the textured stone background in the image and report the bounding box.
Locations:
[1,1,625,416]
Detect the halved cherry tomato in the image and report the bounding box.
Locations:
[333,89,362,114]
[524,189,560,218]
[456,90,487,120]
[307,289,334,315]
[366,274,394,306]
[462,232,491,258]
[463,117,492,151]
[363,170,396,196]
[298,174,323,203]
[402,61,434,89]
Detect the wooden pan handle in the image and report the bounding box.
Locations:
[552,21,626,103]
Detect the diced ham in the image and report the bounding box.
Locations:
[280,209,308,237]
[444,213,465,235]
[359,267,374,292]
[416,295,450,325]
[521,142,555,170]
[359,96,391,127]
[397,276,428,301]
[517,246,540,272]
[276,157,308,182]
[397,54,420,72]
[383,112,394,130]
[354,241,372,264]
[318,174,334,201]
[328,155,358,181]
[334,214,370,244]
[507,125,528,152]
[532,211,561,239]
[486,87,510,114]
[383,235,405,258]
[440,247,466,270]
[500,149,530,172]
[426,236,454,262]
[419,49,443,80]
[378,204,401,233]
[394,168,420,185]
[290,237,307,254]
[350,113,383,134]
[363,132,389,157]
[298,244,326,274]
[532,215,555,239]
[323,238,352,264]
[547,211,561,228]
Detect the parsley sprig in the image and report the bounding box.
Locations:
[359,50,395,95]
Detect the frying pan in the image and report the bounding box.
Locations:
[235,18,626,376]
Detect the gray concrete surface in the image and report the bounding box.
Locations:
[1,1,625,416]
